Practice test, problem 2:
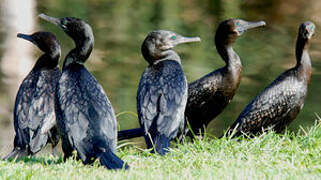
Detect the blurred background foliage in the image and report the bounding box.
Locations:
[0,0,320,151]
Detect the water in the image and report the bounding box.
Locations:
[0,0,320,150]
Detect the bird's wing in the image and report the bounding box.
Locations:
[137,61,187,138]
[13,68,60,149]
[14,69,60,133]
[13,72,37,146]
[14,73,36,131]
[187,68,223,106]
[230,75,302,134]
[57,66,117,156]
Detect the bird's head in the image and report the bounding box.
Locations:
[141,30,200,64]
[39,14,94,45]
[215,19,266,45]
[17,31,61,61]
[299,21,315,40]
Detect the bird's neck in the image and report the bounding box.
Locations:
[296,36,311,68]
[63,40,93,68]
[216,42,241,72]
[153,49,181,65]
[295,36,312,82]
[215,29,241,71]
[34,53,59,70]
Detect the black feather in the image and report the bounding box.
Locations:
[137,60,187,154]
[4,31,61,160]
[226,22,314,137]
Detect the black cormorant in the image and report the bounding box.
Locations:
[3,32,61,160]
[137,30,200,155]
[181,19,266,139]
[39,14,128,169]
[226,21,315,137]
[117,19,266,141]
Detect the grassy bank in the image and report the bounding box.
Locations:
[0,120,320,179]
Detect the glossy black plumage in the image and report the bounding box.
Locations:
[138,30,200,155]
[4,32,61,160]
[226,21,315,137]
[182,19,266,139]
[117,20,265,142]
[117,128,144,141]
[39,14,128,169]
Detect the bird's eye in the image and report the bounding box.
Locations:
[171,35,176,40]
[61,19,67,26]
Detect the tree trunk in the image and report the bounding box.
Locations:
[1,0,35,100]
[0,0,36,154]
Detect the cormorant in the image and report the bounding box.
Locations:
[182,19,266,139]
[3,32,61,160]
[39,14,128,169]
[117,19,266,141]
[137,30,200,155]
[226,21,315,137]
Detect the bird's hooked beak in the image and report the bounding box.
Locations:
[173,36,201,46]
[236,21,266,35]
[38,14,64,28]
[17,33,37,46]
[306,31,314,39]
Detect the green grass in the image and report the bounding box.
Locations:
[0,121,320,180]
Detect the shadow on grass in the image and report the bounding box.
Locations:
[3,156,64,165]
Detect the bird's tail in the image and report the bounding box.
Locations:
[3,133,30,160]
[29,127,49,154]
[98,149,129,170]
[151,134,171,156]
[118,128,145,141]
[91,138,129,170]
[2,148,28,160]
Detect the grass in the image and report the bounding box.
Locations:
[0,120,320,180]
